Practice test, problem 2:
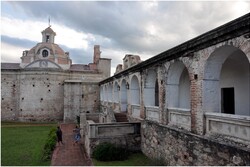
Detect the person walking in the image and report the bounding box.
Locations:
[56,126,63,146]
[73,125,81,145]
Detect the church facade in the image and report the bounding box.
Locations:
[1,26,111,122]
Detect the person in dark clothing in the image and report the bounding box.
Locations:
[56,126,63,146]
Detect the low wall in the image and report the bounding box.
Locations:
[145,106,160,122]
[168,107,191,131]
[141,120,250,166]
[205,112,250,144]
[131,104,140,118]
[85,121,141,156]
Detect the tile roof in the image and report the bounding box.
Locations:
[1,63,20,70]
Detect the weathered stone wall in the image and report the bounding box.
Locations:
[1,70,68,122]
[84,120,141,156]
[141,120,250,166]
[1,69,104,122]
[63,80,100,122]
[1,71,20,121]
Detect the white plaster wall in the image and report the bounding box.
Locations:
[108,84,112,102]
[100,86,104,101]
[131,76,140,105]
[166,61,190,110]
[178,68,191,109]
[220,52,250,116]
[120,80,128,112]
[144,69,157,106]
[113,82,119,103]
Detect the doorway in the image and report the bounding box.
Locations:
[221,87,235,114]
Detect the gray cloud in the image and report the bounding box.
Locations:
[3,1,250,62]
[1,35,37,48]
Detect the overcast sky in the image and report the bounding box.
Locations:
[1,1,250,75]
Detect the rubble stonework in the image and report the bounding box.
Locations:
[141,121,250,166]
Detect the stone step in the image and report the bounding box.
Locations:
[114,113,128,122]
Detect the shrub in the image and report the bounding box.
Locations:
[92,142,130,161]
[41,127,57,161]
[147,157,166,166]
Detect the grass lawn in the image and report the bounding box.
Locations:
[93,152,155,166]
[1,122,56,166]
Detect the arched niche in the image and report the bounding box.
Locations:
[107,84,113,102]
[203,45,250,116]
[144,69,159,106]
[130,75,140,105]
[104,85,108,102]
[113,82,119,103]
[166,61,191,110]
[120,79,128,112]
[100,85,104,101]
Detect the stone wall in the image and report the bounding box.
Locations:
[141,120,250,166]
[1,69,104,122]
[84,119,141,156]
[63,80,100,122]
[1,70,68,122]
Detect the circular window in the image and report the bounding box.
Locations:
[42,50,49,58]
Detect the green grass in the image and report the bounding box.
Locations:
[1,122,56,166]
[93,152,154,166]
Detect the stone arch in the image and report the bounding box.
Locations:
[166,61,191,109]
[120,79,128,112]
[130,75,140,105]
[203,45,250,116]
[144,69,158,106]
[113,81,119,103]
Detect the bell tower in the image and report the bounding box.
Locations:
[41,26,56,43]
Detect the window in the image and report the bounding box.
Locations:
[46,35,49,42]
[42,50,49,57]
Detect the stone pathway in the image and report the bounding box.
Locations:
[51,123,92,166]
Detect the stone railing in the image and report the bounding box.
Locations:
[167,107,191,131]
[145,106,160,122]
[131,104,141,119]
[205,112,250,144]
[85,121,141,156]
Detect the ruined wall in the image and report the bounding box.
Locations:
[141,120,250,166]
[1,70,68,122]
[63,81,100,122]
[18,71,67,121]
[1,71,20,121]
[97,58,111,78]
[1,69,103,122]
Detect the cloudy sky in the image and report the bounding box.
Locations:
[1,1,250,75]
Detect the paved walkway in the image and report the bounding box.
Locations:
[51,123,92,166]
